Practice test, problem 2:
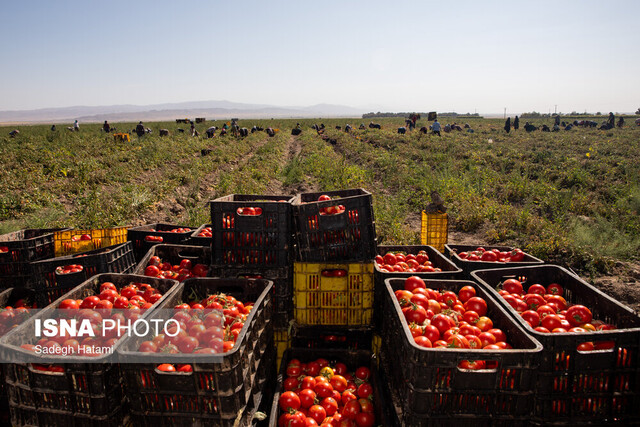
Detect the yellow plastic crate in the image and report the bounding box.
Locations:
[293,262,374,326]
[420,212,448,252]
[274,328,291,368]
[113,133,130,142]
[54,227,129,256]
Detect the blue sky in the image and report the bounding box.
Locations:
[1,0,638,114]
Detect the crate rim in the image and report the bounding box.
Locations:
[445,243,545,265]
[470,264,640,338]
[0,227,70,243]
[375,244,462,275]
[384,277,543,355]
[209,194,295,204]
[292,188,371,206]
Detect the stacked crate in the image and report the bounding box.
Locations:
[291,189,377,352]
[472,265,640,425]
[118,277,274,426]
[0,228,67,289]
[54,227,128,257]
[0,274,179,427]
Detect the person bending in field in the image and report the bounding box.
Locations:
[431,119,441,136]
[103,121,111,133]
[135,121,146,137]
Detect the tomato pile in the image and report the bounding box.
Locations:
[277,358,376,427]
[55,264,84,275]
[144,227,192,243]
[497,278,616,349]
[196,226,212,238]
[143,256,209,281]
[456,247,526,263]
[375,250,442,273]
[21,280,165,356]
[394,276,513,369]
[137,293,253,355]
[0,299,35,335]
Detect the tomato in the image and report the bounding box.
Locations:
[520,310,540,328]
[309,404,327,424]
[342,400,361,420]
[356,383,373,399]
[315,381,334,398]
[279,391,301,412]
[541,314,563,331]
[431,313,454,335]
[354,411,375,427]
[440,291,458,307]
[321,396,339,416]
[59,299,79,310]
[464,297,487,316]
[157,363,175,372]
[414,336,432,348]
[458,360,487,370]
[446,334,470,349]
[298,387,316,408]
[509,249,525,262]
[546,283,564,296]
[457,286,476,303]
[409,293,430,311]
[383,253,397,265]
[480,251,498,262]
[566,305,592,326]
[475,316,493,332]
[402,304,427,324]
[404,276,426,292]
[139,341,158,353]
[329,375,347,393]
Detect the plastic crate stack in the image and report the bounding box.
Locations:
[0,274,179,427]
[117,277,275,426]
[472,265,640,425]
[290,189,377,355]
[379,277,543,426]
[54,227,128,257]
[0,228,67,289]
[209,194,294,331]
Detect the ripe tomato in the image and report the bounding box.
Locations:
[527,284,546,295]
[402,304,427,324]
[457,286,476,303]
[321,396,339,416]
[566,305,592,326]
[157,363,175,372]
[308,404,327,424]
[502,279,523,294]
[464,297,487,316]
[404,276,426,292]
[414,336,432,348]
[279,391,301,412]
[546,283,564,296]
[541,314,563,331]
[355,411,375,427]
[59,299,79,310]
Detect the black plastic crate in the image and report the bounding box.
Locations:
[9,403,124,427]
[29,242,137,306]
[133,243,211,277]
[471,265,640,425]
[0,228,68,263]
[292,188,377,262]
[0,273,179,424]
[0,228,68,289]
[268,347,393,427]
[188,223,212,247]
[445,244,544,278]
[127,223,194,261]
[118,277,273,424]
[374,245,463,332]
[380,277,542,425]
[290,323,374,351]
[210,265,292,329]
[210,194,293,269]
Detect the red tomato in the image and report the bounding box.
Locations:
[59,299,79,310]
[457,286,476,303]
[546,283,564,296]
[464,297,487,316]
[566,305,592,326]
[279,391,301,412]
[502,279,523,294]
[404,276,426,292]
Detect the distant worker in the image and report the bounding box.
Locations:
[73,120,79,131]
[432,119,441,136]
[554,115,560,126]
[8,129,19,137]
[190,122,198,137]
[205,126,217,138]
[513,115,520,130]
[103,120,111,133]
[50,125,56,131]
[504,117,511,133]
[135,121,145,137]
[608,112,615,128]
[617,116,625,128]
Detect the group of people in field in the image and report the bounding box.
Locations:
[503,112,631,134]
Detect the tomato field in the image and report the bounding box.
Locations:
[2,116,638,310]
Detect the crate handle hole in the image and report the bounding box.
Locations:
[457,360,498,372]
[236,207,263,216]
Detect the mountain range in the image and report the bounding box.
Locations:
[0,100,368,124]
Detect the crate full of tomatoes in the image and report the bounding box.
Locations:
[210,194,294,269]
[472,265,640,425]
[189,223,212,246]
[127,223,194,261]
[29,242,137,306]
[269,348,392,427]
[374,245,462,331]
[117,277,274,426]
[0,273,179,426]
[444,244,544,278]
[292,189,377,263]
[0,228,68,288]
[379,277,542,426]
[133,244,211,281]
